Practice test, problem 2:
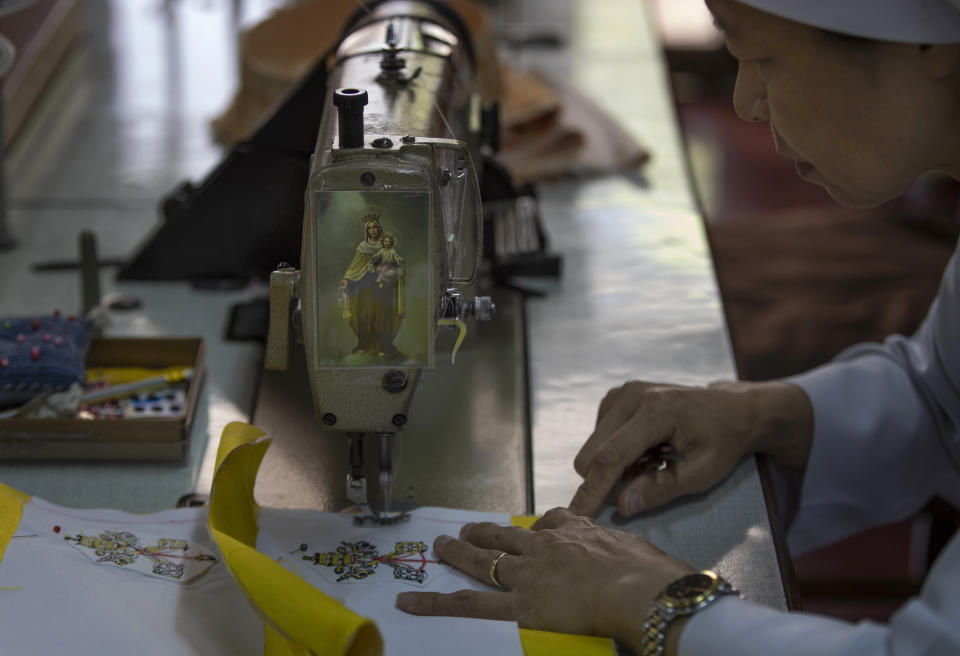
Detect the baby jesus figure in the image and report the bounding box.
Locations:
[373,235,404,289]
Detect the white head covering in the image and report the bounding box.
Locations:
[734,0,960,43]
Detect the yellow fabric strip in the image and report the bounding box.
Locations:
[510,515,538,530]
[511,515,616,656]
[264,626,310,656]
[208,422,382,656]
[208,422,268,546]
[0,482,30,567]
[517,628,617,656]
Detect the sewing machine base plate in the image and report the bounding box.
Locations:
[251,288,531,514]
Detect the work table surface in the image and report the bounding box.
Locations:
[0,0,788,612]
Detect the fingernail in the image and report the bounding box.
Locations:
[434,534,452,551]
[396,592,417,611]
[622,489,643,515]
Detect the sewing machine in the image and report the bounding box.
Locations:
[264,0,495,526]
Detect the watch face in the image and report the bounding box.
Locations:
[663,572,716,608]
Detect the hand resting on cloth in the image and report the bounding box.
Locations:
[395,507,695,653]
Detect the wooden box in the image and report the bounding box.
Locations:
[0,337,205,461]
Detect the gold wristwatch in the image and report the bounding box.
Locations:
[641,570,739,656]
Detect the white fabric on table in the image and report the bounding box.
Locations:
[255,506,524,656]
[0,499,264,656]
[0,500,524,655]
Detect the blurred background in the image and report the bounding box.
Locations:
[1,0,957,626]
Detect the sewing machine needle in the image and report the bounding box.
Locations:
[380,435,393,515]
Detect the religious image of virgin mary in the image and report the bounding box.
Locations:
[338,211,406,358]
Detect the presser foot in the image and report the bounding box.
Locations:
[345,478,410,526]
[352,509,411,527]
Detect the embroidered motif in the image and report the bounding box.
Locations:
[305,540,436,584]
[63,530,217,581]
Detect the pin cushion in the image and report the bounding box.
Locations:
[0,314,93,409]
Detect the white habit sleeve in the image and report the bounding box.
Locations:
[679,531,960,655]
[785,240,960,554]
[678,240,960,654]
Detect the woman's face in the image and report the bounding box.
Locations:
[367,223,382,240]
[707,0,958,208]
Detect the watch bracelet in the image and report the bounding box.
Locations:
[639,578,738,656]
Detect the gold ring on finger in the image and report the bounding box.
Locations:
[489,551,509,588]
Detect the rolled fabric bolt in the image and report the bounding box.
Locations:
[43,334,51,342]
[15,334,24,343]
[0,357,8,367]
[30,346,39,361]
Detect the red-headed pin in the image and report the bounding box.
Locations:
[31,346,40,361]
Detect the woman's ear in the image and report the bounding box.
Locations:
[919,43,960,78]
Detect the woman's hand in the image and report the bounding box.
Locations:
[395,508,695,652]
[569,380,813,518]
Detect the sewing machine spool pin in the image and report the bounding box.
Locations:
[333,88,368,149]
